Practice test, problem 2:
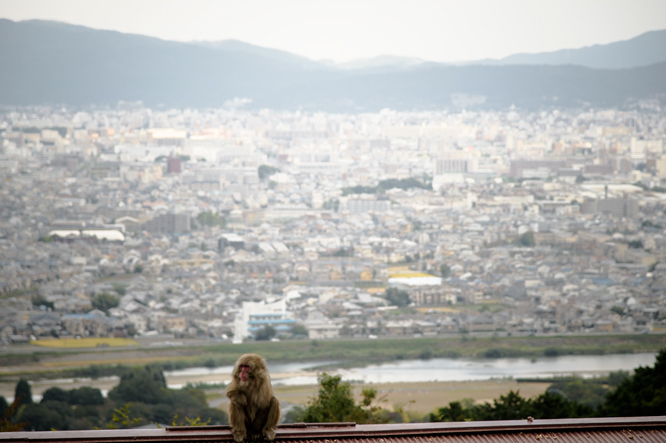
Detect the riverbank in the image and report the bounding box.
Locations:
[1,333,665,381]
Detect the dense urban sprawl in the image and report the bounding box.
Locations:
[1,103,666,346]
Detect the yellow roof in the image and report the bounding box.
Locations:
[388,272,437,279]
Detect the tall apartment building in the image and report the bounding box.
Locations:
[181,167,258,191]
[167,156,181,174]
[434,158,477,174]
[509,160,566,178]
[143,213,190,234]
[432,157,478,187]
[582,198,638,218]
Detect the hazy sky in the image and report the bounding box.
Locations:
[2,0,666,63]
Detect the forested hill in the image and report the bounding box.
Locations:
[1,19,666,110]
[473,29,666,69]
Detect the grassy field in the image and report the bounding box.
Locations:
[204,380,552,416]
[191,334,666,367]
[271,380,550,414]
[31,337,139,348]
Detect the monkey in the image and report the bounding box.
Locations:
[226,354,281,442]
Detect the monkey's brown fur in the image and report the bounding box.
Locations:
[226,354,281,442]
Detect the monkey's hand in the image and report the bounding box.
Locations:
[228,391,248,407]
[262,429,276,441]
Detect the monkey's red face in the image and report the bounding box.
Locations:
[238,364,251,382]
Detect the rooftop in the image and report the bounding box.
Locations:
[2,417,665,443]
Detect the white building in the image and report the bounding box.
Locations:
[233,299,296,341]
[341,199,391,215]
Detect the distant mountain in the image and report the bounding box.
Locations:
[190,39,326,70]
[0,19,665,111]
[257,62,666,111]
[0,19,337,108]
[472,29,666,69]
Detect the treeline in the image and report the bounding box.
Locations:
[342,177,431,196]
[0,365,228,431]
[289,349,666,424]
[431,349,665,421]
[3,350,664,431]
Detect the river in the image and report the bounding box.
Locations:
[1,352,657,400]
[164,352,658,388]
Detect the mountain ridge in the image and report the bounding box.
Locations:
[0,19,665,110]
[472,28,666,69]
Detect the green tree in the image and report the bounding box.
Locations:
[41,387,69,403]
[295,373,388,424]
[342,185,378,196]
[258,164,280,180]
[547,376,611,409]
[92,292,120,313]
[601,349,666,417]
[323,198,340,211]
[607,370,629,387]
[384,288,411,307]
[254,325,277,341]
[106,403,142,429]
[68,387,104,405]
[108,366,168,404]
[151,404,173,424]
[429,401,473,422]
[196,211,225,228]
[14,379,33,405]
[519,231,535,247]
[0,397,26,432]
[474,390,531,420]
[378,177,430,191]
[430,390,592,423]
[71,404,101,429]
[196,407,229,425]
[439,264,451,278]
[528,392,592,419]
[290,324,308,337]
[19,402,70,431]
[31,294,54,310]
[610,306,625,316]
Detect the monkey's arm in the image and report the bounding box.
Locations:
[226,388,248,407]
[262,396,281,441]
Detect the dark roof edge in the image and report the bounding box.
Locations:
[2,416,665,442]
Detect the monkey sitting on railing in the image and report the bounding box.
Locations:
[226,354,281,442]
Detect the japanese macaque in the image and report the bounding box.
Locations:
[226,354,281,442]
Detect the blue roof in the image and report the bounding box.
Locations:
[248,326,291,332]
[630,277,647,286]
[248,319,296,325]
[63,313,106,320]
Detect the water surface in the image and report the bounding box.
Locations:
[164,353,658,387]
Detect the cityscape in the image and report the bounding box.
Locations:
[1,103,665,347]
